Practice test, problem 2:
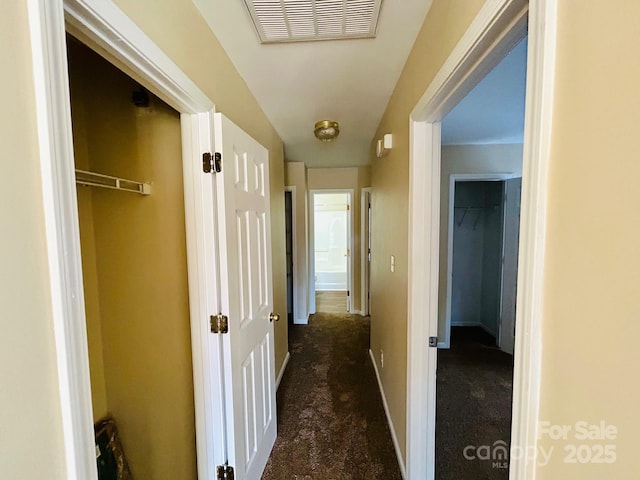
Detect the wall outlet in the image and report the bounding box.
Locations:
[390,255,395,273]
[380,349,384,368]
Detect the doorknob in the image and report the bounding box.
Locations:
[269,312,280,322]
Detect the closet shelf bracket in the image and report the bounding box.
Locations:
[75,169,152,195]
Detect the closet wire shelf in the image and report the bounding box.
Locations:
[75,169,151,195]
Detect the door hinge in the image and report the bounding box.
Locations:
[429,336,438,347]
[202,152,222,174]
[347,290,350,297]
[216,464,234,480]
[210,313,229,334]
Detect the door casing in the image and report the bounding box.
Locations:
[28,1,233,478]
[361,187,372,317]
[284,186,297,324]
[308,189,355,316]
[441,173,519,349]
[405,0,558,478]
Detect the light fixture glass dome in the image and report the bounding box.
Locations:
[314,120,340,141]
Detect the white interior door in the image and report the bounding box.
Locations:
[215,113,276,479]
[499,177,522,355]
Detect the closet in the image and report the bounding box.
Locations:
[68,37,197,479]
[451,181,504,338]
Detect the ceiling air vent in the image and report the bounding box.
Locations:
[244,0,383,44]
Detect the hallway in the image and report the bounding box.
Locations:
[262,313,402,479]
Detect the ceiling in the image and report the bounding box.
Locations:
[193,0,432,167]
[442,37,528,146]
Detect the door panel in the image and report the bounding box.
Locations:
[499,177,522,355]
[215,113,276,479]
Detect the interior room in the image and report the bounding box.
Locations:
[435,36,526,479]
[451,180,506,337]
[68,37,196,479]
[312,192,350,313]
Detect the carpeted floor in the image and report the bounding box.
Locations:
[436,327,514,479]
[262,312,402,480]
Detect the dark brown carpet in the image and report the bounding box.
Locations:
[262,313,403,480]
[436,327,514,479]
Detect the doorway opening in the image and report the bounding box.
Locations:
[404,0,558,474]
[441,174,522,350]
[310,191,353,314]
[285,189,295,325]
[361,188,372,316]
[434,35,526,479]
[436,176,522,477]
[67,36,196,478]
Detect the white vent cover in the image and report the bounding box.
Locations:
[244,0,383,43]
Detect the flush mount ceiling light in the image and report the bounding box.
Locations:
[243,0,382,44]
[314,120,340,141]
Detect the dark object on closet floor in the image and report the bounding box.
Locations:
[95,416,133,480]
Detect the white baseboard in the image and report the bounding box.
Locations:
[276,352,290,390]
[293,318,308,325]
[350,309,363,316]
[368,350,407,480]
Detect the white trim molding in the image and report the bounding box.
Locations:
[510,1,557,478]
[360,187,372,317]
[28,1,220,479]
[405,0,557,479]
[308,189,355,315]
[369,350,407,480]
[27,1,96,477]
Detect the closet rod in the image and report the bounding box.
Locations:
[75,169,151,195]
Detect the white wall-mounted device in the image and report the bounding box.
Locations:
[376,133,393,158]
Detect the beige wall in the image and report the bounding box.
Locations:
[536,1,640,477]
[0,2,68,478]
[369,0,486,462]
[307,167,371,313]
[111,0,288,373]
[437,144,523,341]
[373,0,640,475]
[69,41,197,479]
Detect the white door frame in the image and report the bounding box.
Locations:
[442,173,518,349]
[284,186,298,324]
[361,187,372,316]
[28,1,225,478]
[309,189,354,315]
[406,0,557,478]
